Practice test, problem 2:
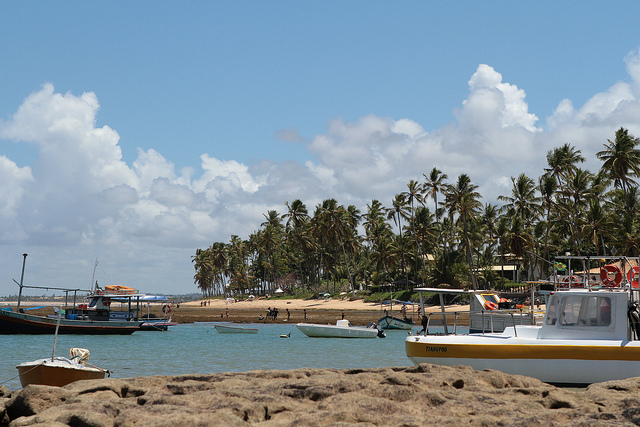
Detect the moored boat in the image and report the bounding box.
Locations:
[17,348,108,387]
[406,256,640,385]
[297,319,385,338]
[0,254,144,334]
[378,296,415,330]
[214,324,259,334]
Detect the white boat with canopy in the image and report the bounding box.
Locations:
[406,256,640,385]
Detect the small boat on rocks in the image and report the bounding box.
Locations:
[17,348,108,387]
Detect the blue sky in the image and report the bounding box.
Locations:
[1,2,640,296]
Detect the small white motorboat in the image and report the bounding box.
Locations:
[17,348,108,387]
[214,324,258,334]
[297,319,385,338]
[406,256,640,385]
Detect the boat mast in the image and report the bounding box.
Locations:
[90,258,98,293]
[16,253,28,312]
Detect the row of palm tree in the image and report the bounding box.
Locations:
[193,128,640,297]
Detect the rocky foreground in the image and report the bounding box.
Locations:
[2,364,640,426]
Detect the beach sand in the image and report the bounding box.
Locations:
[171,297,470,325]
[7,298,471,326]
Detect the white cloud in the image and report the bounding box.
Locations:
[4,50,640,295]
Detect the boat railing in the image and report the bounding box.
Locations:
[550,255,640,291]
[422,308,541,336]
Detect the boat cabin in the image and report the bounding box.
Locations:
[539,289,631,341]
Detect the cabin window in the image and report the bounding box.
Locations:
[89,298,98,308]
[558,295,612,327]
[545,295,558,325]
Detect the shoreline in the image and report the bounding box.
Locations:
[2,298,472,326]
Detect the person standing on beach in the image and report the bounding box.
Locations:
[304,309,307,321]
[341,310,345,320]
[226,308,229,317]
[286,308,290,321]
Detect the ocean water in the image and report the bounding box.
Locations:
[0,322,416,391]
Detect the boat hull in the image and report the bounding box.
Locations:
[297,322,380,338]
[405,334,640,385]
[140,320,178,331]
[214,325,258,334]
[379,315,414,330]
[0,309,141,335]
[17,358,106,387]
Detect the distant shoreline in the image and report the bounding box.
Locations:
[0,297,471,326]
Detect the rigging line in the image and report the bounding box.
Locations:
[97,260,114,285]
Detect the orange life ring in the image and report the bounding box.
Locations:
[484,301,498,310]
[499,298,508,303]
[562,275,581,288]
[162,304,172,315]
[628,266,640,289]
[600,264,623,288]
[102,297,111,307]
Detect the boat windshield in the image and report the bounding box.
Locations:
[555,295,612,327]
[481,294,499,304]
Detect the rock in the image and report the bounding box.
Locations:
[5,385,73,421]
[4,365,640,426]
[0,386,10,398]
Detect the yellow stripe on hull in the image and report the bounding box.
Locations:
[405,340,640,362]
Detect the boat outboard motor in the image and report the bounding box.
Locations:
[629,302,640,340]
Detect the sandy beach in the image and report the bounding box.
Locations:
[173,297,470,325]
[5,297,471,326]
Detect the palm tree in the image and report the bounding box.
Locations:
[314,199,357,291]
[423,167,448,223]
[387,194,410,287]
[282,199,310,283]
[544,143,585,183]
[444,174,482,289]
[538,174,557,263]
[259,210,284,292]
[402,180,426,274]
[582,198,608,255]
[498,173,541,227]
[597,128,640,199]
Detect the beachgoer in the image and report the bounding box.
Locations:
[226,308,229,317]
[274,307,279,320]
[341,310,345,320]
[220,312,223,318]
[286,308,290,321]
[304,309,307,321]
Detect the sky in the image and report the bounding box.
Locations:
[1,1,640,296]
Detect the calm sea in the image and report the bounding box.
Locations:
[0,322,417,391]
